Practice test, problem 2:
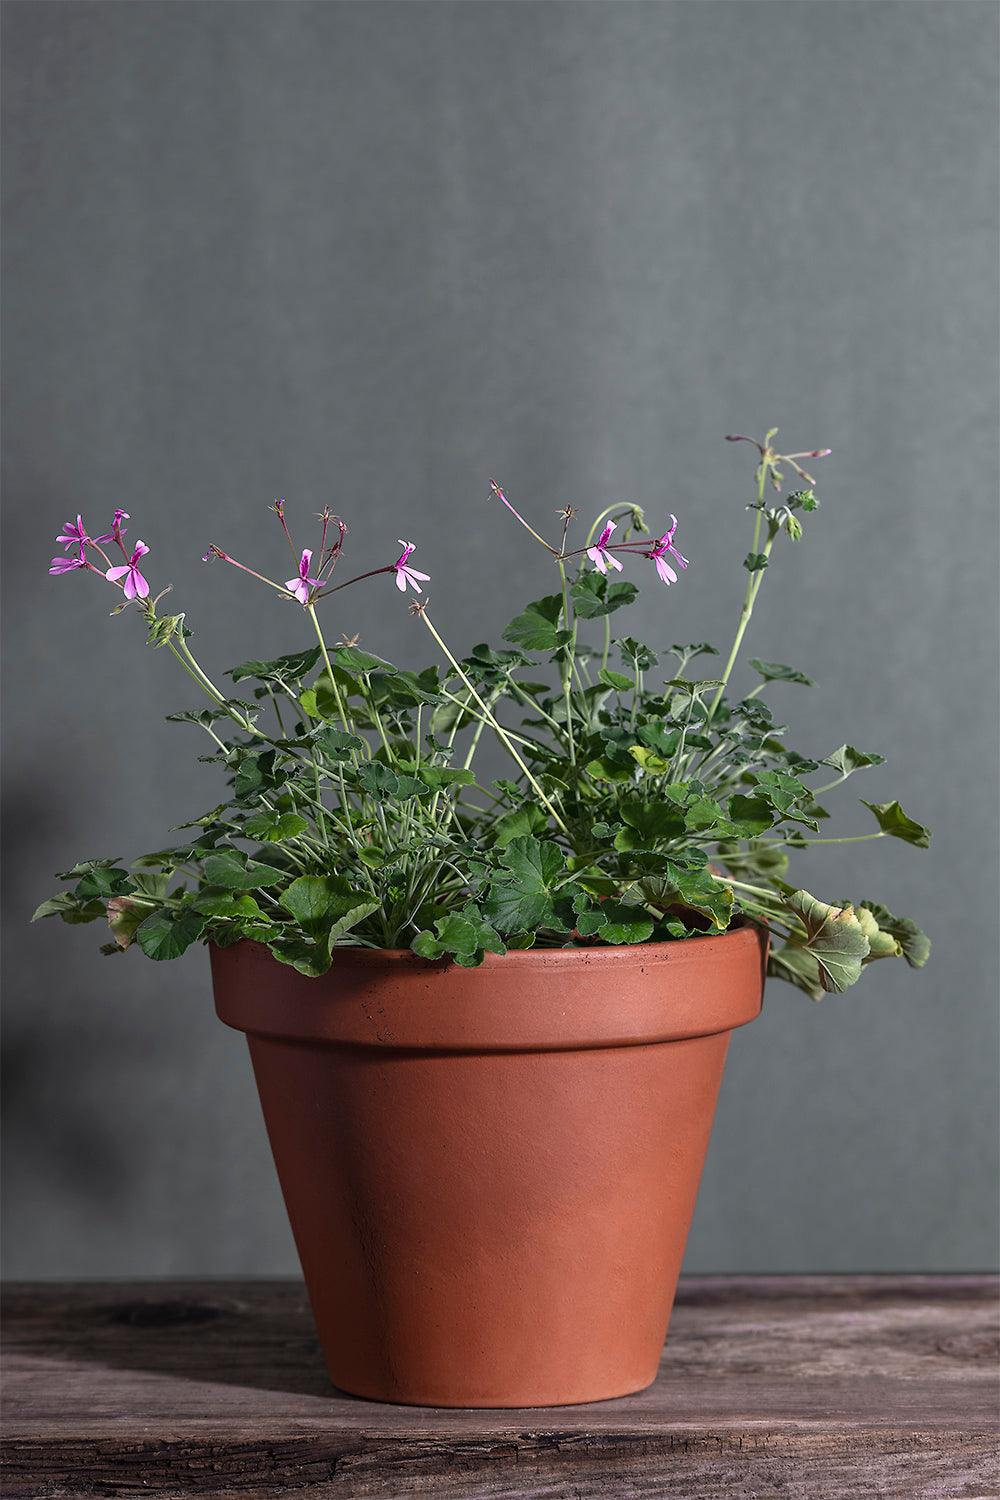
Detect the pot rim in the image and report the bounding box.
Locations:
[211,922,768,1052]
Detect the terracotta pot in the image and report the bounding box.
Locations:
[211,924,767,1408]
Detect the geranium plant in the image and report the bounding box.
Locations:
[36,431,930,996]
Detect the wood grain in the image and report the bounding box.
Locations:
[3,1276,998,1498]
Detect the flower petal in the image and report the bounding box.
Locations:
[106,566,129,582]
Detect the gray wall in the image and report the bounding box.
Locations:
[3,0,997,1279]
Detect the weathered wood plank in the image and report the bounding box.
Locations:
[3,1276,998,1498]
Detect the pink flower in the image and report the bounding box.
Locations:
[49,548,87,575]
[587,520,623,574]
[393,540,430,594]
[56,514,112,550]
[106,540,151,601]
[647,515,689,586]
[285,549,322,604]
[111,509,130,542]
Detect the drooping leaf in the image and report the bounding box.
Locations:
[859,901,931,968]
[862,800,931,848]
[785,890,871,993]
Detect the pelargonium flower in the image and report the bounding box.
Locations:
[285,549,322,604]
[647,515,689,586]
[587,520,623,574]
[111,509,130,541]
[393,540,430,593]
[56,515,112,550]
[106,540,151,601]
[49,548,87,575]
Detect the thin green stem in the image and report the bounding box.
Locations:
[419,610,569,833]
[707,461,769,722]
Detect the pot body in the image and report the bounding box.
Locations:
[212,927,766,1407]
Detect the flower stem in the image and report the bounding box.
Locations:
[418,610,569,833]
[707,460,770,722]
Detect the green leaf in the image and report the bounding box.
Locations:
[599,667,635,692]
[135,910,206,961]
[502,594,566,652]
[823,745,886,777]
[412,904,506,965]
[393,760,476,792]
[243,811,309,843]
[862,800,931,849]
[492,804,549,848]
[72,866,134,901]
[313,728,364,761]
[484,837,569,936]
[637,722,682,756]
[785,890,870,993]
[201,852,287,889]
[356,762,426,799]
[333,644,397,677]
[727,794,776,836]
[328,900,380,943]
[585,756,636,783]
[615,799,687,848]
[267,938,334,978]
[743,552,769,572]
[233,748,280,802]
[859,901,931,968]
[499,836,565,890]
[668,642,719,662]
[751,769,811,814]
[619,637,658,671]
[191,890,263,918]
[576,901,654,945]
[749,659,815,686]
[279,875,346,932]
[32,891,107,924]
[571,572,639,619]
[230,648,322,685]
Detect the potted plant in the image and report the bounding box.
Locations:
[37,431,930,1408]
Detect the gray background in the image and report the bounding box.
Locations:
[3,0,997,1279]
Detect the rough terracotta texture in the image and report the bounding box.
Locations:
[211,927,767,1407]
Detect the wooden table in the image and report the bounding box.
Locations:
[3,1276,997,1498]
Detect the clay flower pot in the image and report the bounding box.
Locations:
[211,923,767,1408]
